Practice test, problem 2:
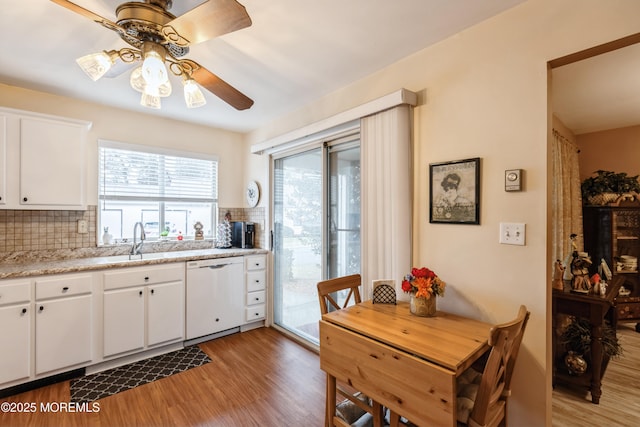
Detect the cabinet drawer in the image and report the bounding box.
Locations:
[617,302,640,319]
[247,270,266,292]
[245,304,265,322]
[35,274,92,300]
[245,255,266,271]
[104,263,185,290]
[0,280,31,306]
[246,290,266,306]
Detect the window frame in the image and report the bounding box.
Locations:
[97,139,218,242]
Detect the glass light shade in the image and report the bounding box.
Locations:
[76,51,114,81]
[183,79,206,108]
[141,50,169,87]
[130,67,146,93]
[140,89,161,109]
[131,66,172,97]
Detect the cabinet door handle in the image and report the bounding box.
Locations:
[139,290,143,296]
[23,197,28,202]
[144,276,150,282]
[39,305,44,311]
[21,308,27,314]
[62,286,69,292]
[215,318,220,322]
[255,297,260,301]
[150,289,155,295]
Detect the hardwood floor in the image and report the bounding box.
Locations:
[0,327,326,427]
[553,323,640,427]
[2,324,638,427]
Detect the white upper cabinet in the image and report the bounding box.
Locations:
[0,107,91,210]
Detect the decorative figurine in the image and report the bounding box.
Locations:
[570,252,592,294]
[552,260,565,290]
[194,221,204,240]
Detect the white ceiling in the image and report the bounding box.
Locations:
[552,42,640,135]
[0,0,527,133]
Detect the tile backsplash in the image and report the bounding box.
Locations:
[0,206,266,254]
[218,207,266,249]
[0,206,97,252]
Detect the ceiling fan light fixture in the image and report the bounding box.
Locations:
[130,66,146,93]
[76,51,115,81]
[183,78,206,108]
[140,90,161,109]
[141,43,170,88]
[131,66,172,98]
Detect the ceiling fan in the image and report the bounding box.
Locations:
[50,0,254,110]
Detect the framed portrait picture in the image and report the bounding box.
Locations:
[429,157,480,224]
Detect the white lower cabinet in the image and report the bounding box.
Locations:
[35,294,92,375]
[34,273,93,376]
[147,281,185,347]
[0,280,31,385]
[103,263,185,358]
[103,286,145,357]
[244,255,267,324]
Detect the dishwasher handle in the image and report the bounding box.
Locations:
[207,263,229,269]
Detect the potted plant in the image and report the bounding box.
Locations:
[559,316,622,375]
[581,170,640,205]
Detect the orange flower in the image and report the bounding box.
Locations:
[403,267,446,299]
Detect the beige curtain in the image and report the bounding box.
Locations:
[551,129,583,275]
[361,105,412,299]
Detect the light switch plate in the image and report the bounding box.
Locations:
[499,222,525,245]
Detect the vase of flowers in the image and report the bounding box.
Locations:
[402,267,446,317]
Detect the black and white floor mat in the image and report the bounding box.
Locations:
[70,346,211,402]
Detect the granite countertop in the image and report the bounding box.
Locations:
[0,247,268,280]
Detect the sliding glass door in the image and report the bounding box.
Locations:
[272,135,360,344]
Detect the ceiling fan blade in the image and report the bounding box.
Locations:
[165,0,252,46]
[50,0,114,25]
[50,0,127,37]
[184,60,253,110]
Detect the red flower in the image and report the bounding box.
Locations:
[412,267,435,279]
[401,279,413,292]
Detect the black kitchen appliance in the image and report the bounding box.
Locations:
[231,221,255,248]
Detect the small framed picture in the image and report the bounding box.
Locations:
[429,157,480,224]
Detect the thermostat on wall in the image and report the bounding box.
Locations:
[505,169,523,192]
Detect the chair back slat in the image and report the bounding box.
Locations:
[468,305,530,427]
[317,274,362,315]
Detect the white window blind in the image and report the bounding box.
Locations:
[99,144,218,204]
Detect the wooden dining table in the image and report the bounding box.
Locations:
[319,300,493,427]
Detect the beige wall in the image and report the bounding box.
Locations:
[0,83,246,208]
[246,1,640,425]
[577,125,640,180]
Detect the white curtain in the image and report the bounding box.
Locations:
[551,129,583,275]
[361,105,412,299]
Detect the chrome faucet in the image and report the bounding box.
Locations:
[130,222,146,258]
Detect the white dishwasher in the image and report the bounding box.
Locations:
[186,256,244,340]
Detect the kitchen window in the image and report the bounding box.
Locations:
[98,140,218,243]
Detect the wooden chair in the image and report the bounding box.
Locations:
[455,305,531,427]
[318,274,385,427]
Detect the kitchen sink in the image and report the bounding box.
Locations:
[98,252,173,263]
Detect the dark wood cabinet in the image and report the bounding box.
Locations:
[583,200,640,328]
[552,276,622,404]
